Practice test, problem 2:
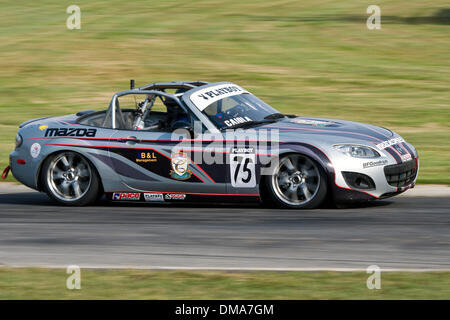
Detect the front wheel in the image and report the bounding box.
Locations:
[42,151,101,206]
[263,153,328,209]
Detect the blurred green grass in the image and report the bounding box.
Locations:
[0,1,449,183]
[0,268,449,299]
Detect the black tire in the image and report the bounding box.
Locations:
[262,153,328,209]
[41,151,101,206]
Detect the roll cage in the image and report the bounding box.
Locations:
[106,81,209,129]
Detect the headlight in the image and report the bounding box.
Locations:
[15,133,23,149]
[334,144,380,158]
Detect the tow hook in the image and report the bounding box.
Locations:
[2,165,11,179]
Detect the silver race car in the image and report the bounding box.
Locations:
[5,81,419,208]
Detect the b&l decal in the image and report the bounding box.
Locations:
[136,152,158,163]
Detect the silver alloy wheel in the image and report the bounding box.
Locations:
[271,154,321,206]
[46,152,92,202]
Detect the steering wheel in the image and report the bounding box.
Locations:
[225,104,247,118]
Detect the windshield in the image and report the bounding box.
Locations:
[202,93,281,130]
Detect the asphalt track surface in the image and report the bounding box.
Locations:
[0,189,449,270]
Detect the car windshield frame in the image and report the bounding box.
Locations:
[198,92,281,130]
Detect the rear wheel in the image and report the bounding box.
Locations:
[263,153,328,209]
[42,151,100,206]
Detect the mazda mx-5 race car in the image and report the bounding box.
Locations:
[5,81,419,208]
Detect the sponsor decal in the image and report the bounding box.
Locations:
[231,147,254,154]
[393,144,407,155]
[170,152,192,180]
[112,192,141,201]
[144,193,164,202]
[39,125,48,131]
[44,128,97,137]
[230,147,256,188]
[376,137,405,150]
[164,193,186,200]
[136,152,157,163]
[290,118,334,127]
[401,153,412,162]
[363,159,388,169]
[224,116,252,128]
[190,84,249,111]
[30,143,41,158]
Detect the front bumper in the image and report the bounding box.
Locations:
[383,159,418,189]
[333,157,419,201]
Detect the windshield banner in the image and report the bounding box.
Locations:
[190,83,249,111]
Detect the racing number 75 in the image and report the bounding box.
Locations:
[230,154,256,188]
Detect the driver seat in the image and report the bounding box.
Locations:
[163,97,188,130]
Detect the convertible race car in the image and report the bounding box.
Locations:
[5,80,419,208]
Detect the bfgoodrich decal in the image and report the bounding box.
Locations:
[363,159,388,169]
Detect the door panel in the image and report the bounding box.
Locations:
[108,129,227,194]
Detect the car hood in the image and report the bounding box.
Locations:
[259,116,396,145]
[20,114,79,128]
